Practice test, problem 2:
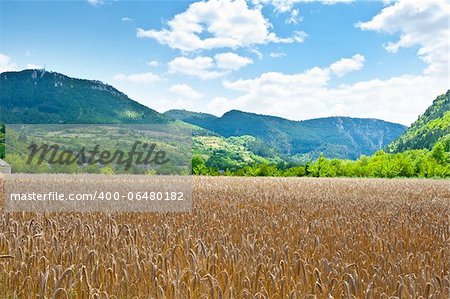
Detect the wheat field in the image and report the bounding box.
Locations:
[0,175,449,298]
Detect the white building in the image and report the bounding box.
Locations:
[0,159,11,174]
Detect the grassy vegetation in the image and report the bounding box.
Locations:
[3,126,449,178]
[4,124,192,174]
[194,136,450,178]
[0,175,448,297]
[193,135,281,168]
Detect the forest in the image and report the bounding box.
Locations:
[2,132,449,178]
[193,136,450,178]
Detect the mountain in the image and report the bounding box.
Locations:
[388,90,450,152]
[0,69,167,124]
[164,109,218,127]
[165,109,407,160]
[0,69,408,162]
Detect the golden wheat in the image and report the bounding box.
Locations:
[0,175,449,298]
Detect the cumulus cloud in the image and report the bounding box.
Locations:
[113,72,161,84]
[169,84,203,99]
[201,0,449,125]
[122,17,132,22]
[0,53,17,73]
[137,0,304,52]
[168,53,253,79]
[214,45,446,125]
[223,66,331,93]
[223,54,362,92]
[253,0,354,13]
[168,56,227,80]
[357,0,449,76]
[329,54,365,77]
[215,52,253,71]
[215,68,446,125]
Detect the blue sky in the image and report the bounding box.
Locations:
[0,0,448,125]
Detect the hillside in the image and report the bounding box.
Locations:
[0,69,167,124]
[0,69,409,163]
[165,109,407,160]
[388,90,450,152]
[165,109,218,128]
[0,70,280,166]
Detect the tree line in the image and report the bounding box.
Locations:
[2,125,449,178]
[193,137,450,178]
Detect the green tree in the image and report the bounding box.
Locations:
[255,163,278,176]
[192,155,208,175]
[431,142,446,164]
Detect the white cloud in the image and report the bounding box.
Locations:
[168,53,252,79]
[202,0,449,125]
[207,96,232,114]
[113,72,161,84]
[122,17,132,22]
[270,52,286,58]
[216,65,332,116]
[292,31,308,42]
[26,64,43,70]
[212,47,447,125]
[0,53,43,73]
[329,54,365,77]
[0,53,17,73]
[223,66,331,92]
[137,0,304,52]
[253,0,354,13]
[286,8,303,24]
[168,56,227,80]
[357,0,449,76]
[215,52,253,71]
[147,60,159,67]
[169,84,203,99]
[216,71,447,126]
[87,0,105,6]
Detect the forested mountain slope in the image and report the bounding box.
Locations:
[0,69,167,124]
[166,109,407,160]
[388,90,450,152]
